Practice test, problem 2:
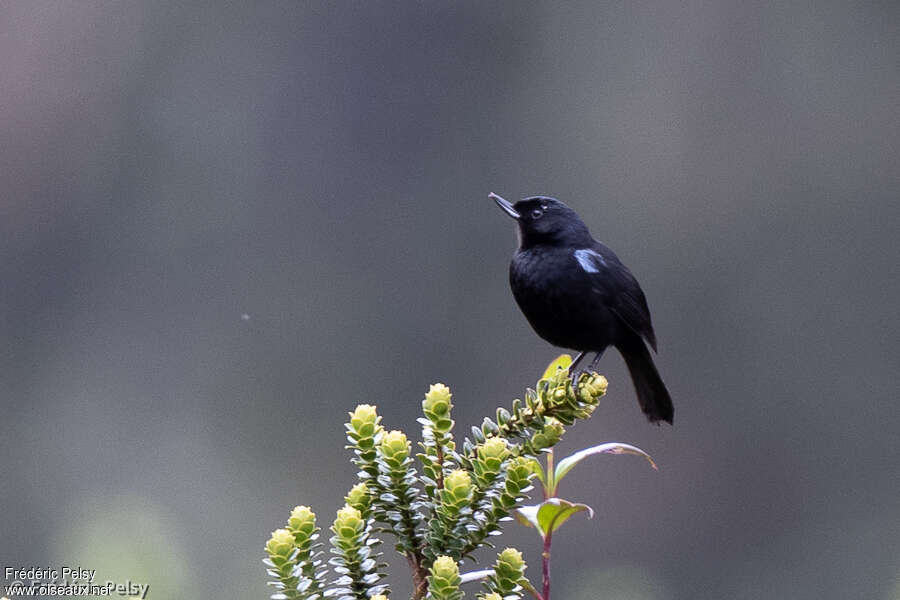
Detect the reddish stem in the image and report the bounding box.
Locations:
[542,531,552,600]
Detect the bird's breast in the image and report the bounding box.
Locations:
[509,248,617,350]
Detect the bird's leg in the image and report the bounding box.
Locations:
[588,350,605,372]
[568,351,587,382]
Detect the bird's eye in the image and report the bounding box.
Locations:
[531,208,544,219]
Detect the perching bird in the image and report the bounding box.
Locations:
[491,193,673,424]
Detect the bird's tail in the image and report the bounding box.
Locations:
[619,337,674,424]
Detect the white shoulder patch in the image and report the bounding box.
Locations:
[574,248,606,273]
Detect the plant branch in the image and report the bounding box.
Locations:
[545,450,554,498]
[436,445,445,490]
[408,552,429,600]
[542,531,553,600]
[524,581,545,600]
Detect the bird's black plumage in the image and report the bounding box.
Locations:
[491,193,673,424]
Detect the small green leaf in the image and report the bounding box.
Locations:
[516,498,593,538]
[541,354,572,381]
[537,498,593,535]
[520,579,541,600]
[527,457,546,490]
[554,442,657,487]
[514,504,540,531]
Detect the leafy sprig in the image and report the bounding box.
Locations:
[264,355,659,600]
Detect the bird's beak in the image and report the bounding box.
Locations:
[490,192,520,219]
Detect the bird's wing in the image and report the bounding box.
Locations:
[575,245,658,352]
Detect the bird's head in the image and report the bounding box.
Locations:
[490,193,592,249]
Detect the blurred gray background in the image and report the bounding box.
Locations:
[2,2,899,599]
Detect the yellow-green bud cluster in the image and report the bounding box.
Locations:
[287,505,321,584]
[569,371,606,407]
[419,383,458,504]
[287,505,316,542]
[374,425,423,555]
[265,528,304,599]
[440,469,473,514]
[345,483,371,515]
[568,373,607,420]
[328,504,387,598]
[332,505,365,547]
[529,417,565,451]
[349,404,381,439]
[380,430,411,466]
[541,370,577,411]
[465,357,608,463]
[578,372,608,401]
[347,404,384,478]
[266,528,295,560]
[487,548,527,597]
[472,437,510,488]
[478,594,502,600]
[426,467,475,562]
[450,452,535,563]
[427,556,463,600]
[495,457,534,511]
[265,506,325,600]
[423,383,454,434]
[527,368,608,429]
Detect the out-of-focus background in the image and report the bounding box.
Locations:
[2,2,898,599]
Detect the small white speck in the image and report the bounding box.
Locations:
[240,313,250,321]
[574,248,605,273]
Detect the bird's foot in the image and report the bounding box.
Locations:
[567,351,588,384]
[569,367,587,386]
[570,350,605,384]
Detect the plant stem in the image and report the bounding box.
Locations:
[545,450,555,498]
[541,449,554,600]
[436,445,445,489]
[408,553,428,600]
[523,581,544,600]
[542,530,552,600]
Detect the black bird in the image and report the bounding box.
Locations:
[491,193,673,424]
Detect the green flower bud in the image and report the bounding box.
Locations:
[423,383,454,433]
[508,456,535,480]
[328,503,384,596]
[480,594,502,600]
[491,548,526,595]
[497,548,525,572]
[349,404,382,438]
[333,505,364,540]
[426,382,451,402]
[287,505,316,539]
[444,469,473,498]
[506,456,536,479]
[530,418,564,450]
[265,528,295,559]
[424,384,452,411]
[473,437,510,487]
[428,555,462,599]
[344,483,370,513]
[578,373,608,401]
[495,457,534,507]
[424,383,452,415]
[432,555,458,578]
[541,372,577,411]
[380,430,410,462]
[439,469,473,516]
[480,437,509,460]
